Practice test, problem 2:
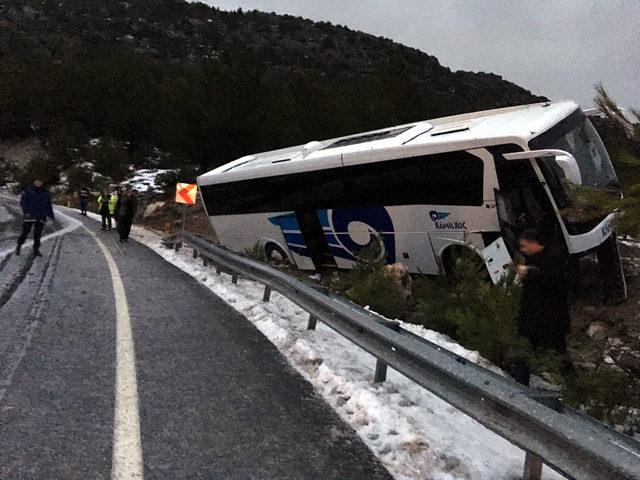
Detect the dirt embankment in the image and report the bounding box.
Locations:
[570,244,640,377]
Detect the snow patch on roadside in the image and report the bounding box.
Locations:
[126,169,174,193]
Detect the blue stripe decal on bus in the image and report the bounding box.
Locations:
[281,233,306,245]
[268,213,296,228]
[269,208,396,264]
[317,209,330,228]
[330,207,396,264]
[324,232,339,245]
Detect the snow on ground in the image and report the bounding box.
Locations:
[123,225,566,480]
[620,237,640,248]
[126,169,174,193]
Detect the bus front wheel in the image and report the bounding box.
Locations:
[441,245,488,279]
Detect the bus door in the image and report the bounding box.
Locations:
[494,182,564,256]
[295,210,338,270]
[493,188,521,256]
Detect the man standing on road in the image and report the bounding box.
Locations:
[15,178,55,257]
[79,186,90,216]
[512,230,571,385]
[117,188,137,242]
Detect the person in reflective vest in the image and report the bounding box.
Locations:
[108,191,118,219]
[97,191,113,231]
[15,178,55,257]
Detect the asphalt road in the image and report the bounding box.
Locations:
[0,198,392,480]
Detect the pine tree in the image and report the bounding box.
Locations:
[336,238,410,319]
[592,84,640,236]
[412,251,528,369]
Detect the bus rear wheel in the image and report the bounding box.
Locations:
[265,243,289,264]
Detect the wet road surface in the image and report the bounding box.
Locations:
[0,198,392,480]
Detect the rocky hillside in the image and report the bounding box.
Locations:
[0,0,544,187]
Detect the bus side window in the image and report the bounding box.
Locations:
[344,152,484,207]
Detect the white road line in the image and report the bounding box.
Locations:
[85,226,144,480]
[0,205,82,259]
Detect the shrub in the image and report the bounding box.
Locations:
[335,236,387,292]
[336,239,410,319]
[464,268,530,368]
[345,267,410,319]
[155,165,199,196]
[65,164,94,192]
[15,156,60,186]
[88,140,131,182]
[562,366,640,436]
[0,157,19,186]
[411,251,487,337]
[411,250,528,368]
[243,241,267,262]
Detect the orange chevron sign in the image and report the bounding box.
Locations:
[175,183,197,205]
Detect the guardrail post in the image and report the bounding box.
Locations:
[307,315,318,330]
[193,249,198,259]
[216,266,222,274]
[203,257,209,267]
[523,453,543,480]
[231,273,238,284]
[174,241,182,252]
[374,359,388,384]
[263,285,271,302]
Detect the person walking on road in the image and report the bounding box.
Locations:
[512,229,572,385]
[15,178,55,257]
[79,186,90,216]
[117,188,137,242]
[97,191,112,231]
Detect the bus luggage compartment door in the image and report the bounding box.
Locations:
[295,209,338,270]
[481,236,512,283]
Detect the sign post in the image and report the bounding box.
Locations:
[175,183,198,234]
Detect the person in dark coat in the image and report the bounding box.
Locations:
[15,178,55,257]
[117,188,137,242]
[511,229,571,385]
[79,186,90,215]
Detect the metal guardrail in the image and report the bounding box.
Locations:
[167,231,640,480]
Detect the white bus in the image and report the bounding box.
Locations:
[198,100,625,287]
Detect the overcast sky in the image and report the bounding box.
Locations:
[193,0,639,109]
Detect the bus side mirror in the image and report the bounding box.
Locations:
[553,154,582,186]
[503,149,582,185]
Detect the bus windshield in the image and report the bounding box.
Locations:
[532,115,620,235]
[545,117,619,190]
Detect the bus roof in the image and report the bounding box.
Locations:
[199,100,579,185]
